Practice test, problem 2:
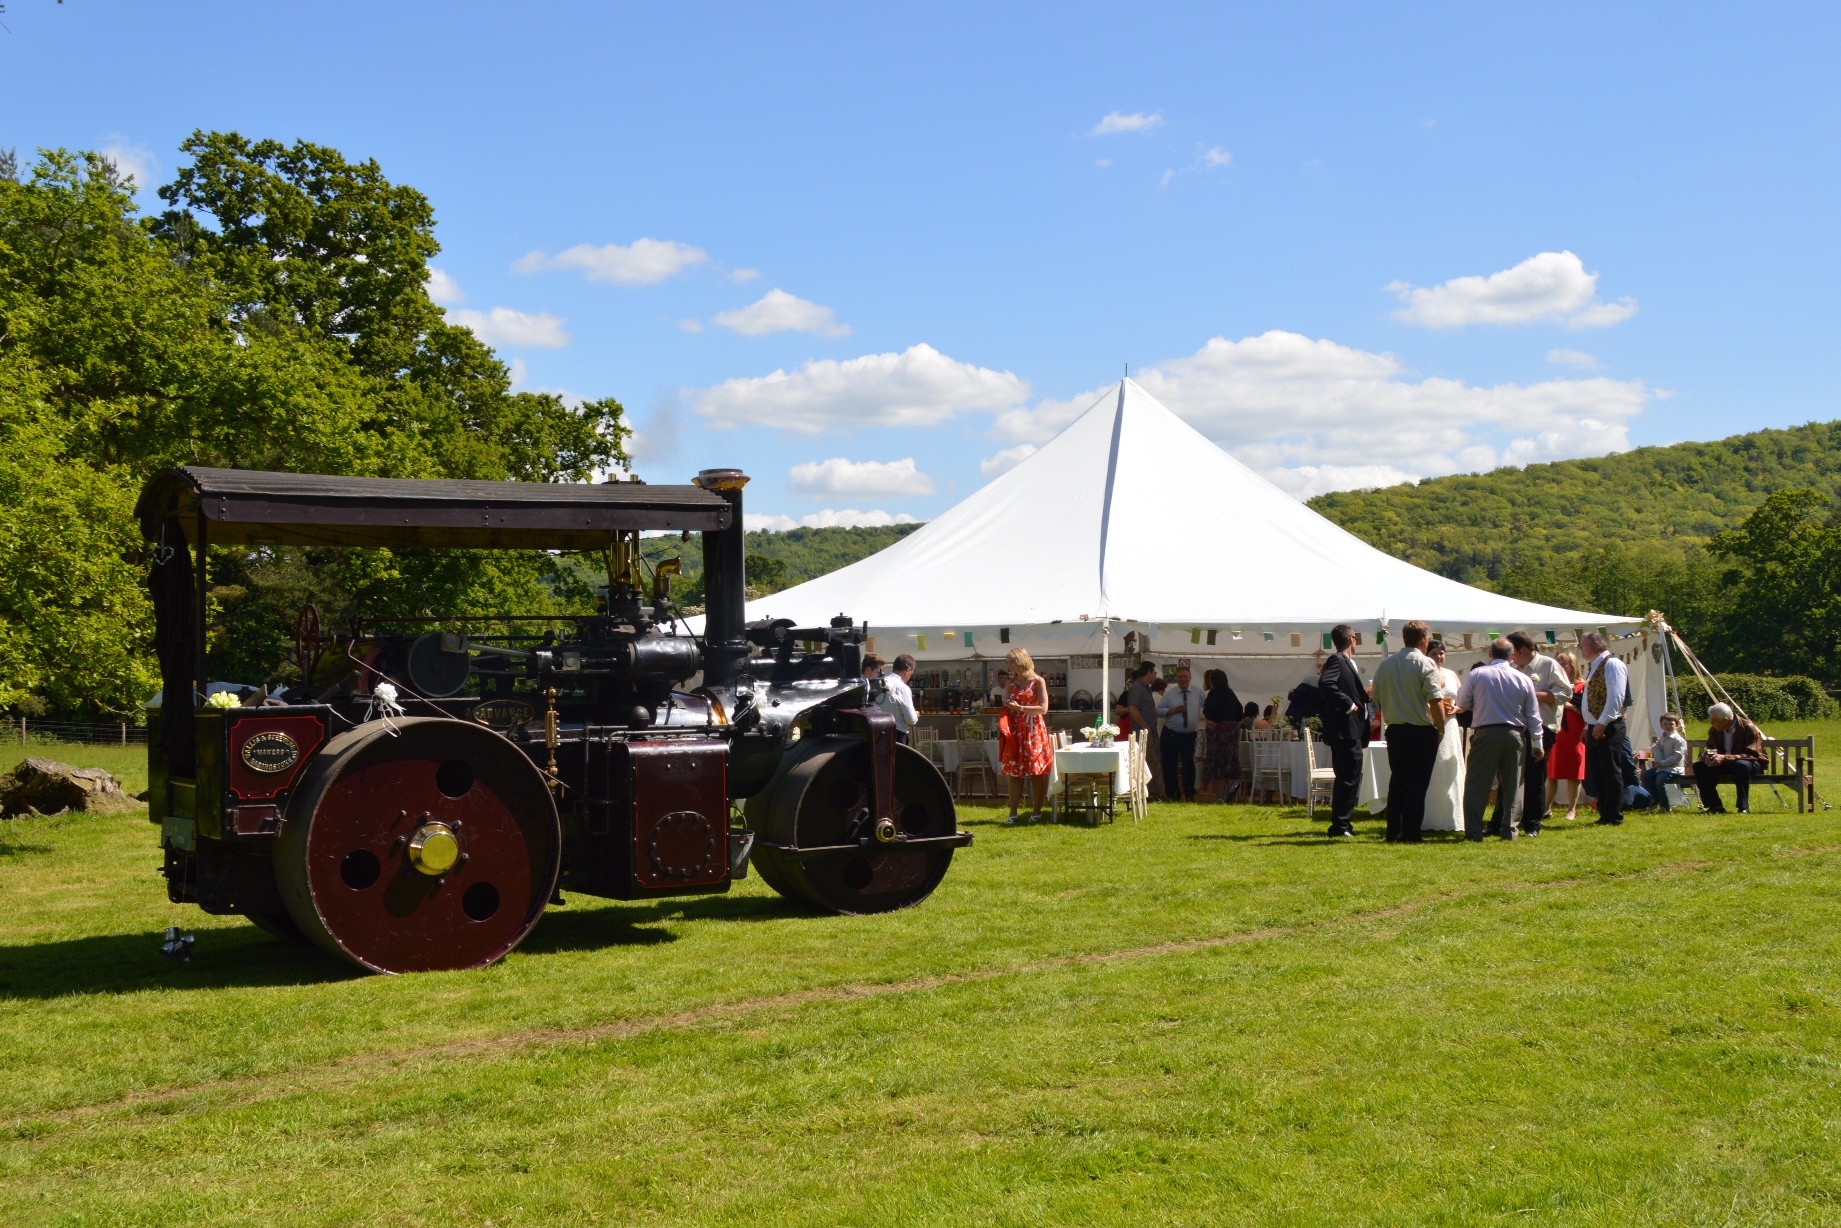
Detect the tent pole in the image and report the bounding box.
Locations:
[1100,616,1111,725]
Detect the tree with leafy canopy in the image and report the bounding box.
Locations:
[1707,489,1841,685]
[0,135,630,717]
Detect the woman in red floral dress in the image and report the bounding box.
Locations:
[1000,647,1053,824]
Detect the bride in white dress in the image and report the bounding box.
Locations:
[1422,640,1466,832]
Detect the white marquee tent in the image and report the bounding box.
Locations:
[741,379,1668,733]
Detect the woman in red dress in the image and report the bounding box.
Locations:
[1547,649,1589,820]
[1000,647,1053,825]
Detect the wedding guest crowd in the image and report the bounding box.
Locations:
[1287,623,1757,841]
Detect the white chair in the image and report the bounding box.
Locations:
[955,754,993,800]
[1249,737,1288,804]
[1300,726,1337,819]
[1127,729,1149,821]
[914,725,946,769]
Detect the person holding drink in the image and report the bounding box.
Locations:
[999,647,1053,825]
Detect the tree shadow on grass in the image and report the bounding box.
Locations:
[0,924,363,1000]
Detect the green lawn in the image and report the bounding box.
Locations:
[1,723,1838,1226]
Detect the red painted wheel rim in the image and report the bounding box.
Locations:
[279,719,558,973]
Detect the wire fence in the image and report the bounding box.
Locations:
[0,718,148,747]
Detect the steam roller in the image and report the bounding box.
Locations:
[135,463,971,974]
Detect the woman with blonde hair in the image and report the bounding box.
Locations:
[998,647,1053,824]
[1547,648,1588,820]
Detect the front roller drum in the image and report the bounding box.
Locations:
[746,739,961,915]
[275,717,560,974]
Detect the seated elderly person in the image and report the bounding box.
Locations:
[1692,702,1767,814]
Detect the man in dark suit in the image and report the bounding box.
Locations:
[1317,623,1369,838]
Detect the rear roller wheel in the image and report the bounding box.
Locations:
[746,738,957,915]
[275,717,559,974]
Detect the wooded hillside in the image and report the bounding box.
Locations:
[1308,420,1841,584]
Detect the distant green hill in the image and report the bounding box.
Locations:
[636,522,922,602]
[1307,419,1841,584]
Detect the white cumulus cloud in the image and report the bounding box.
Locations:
[1547,348,1601,371]
[746,508,920,533]
[513,238,708,285]
[1092,111,1164,135]
[692,343,1029,434]
[994,330,1652,495]
[1199,146,1233,168]
[425,267,465,305]
[1388,251,1638,330]
[729,267,761,283]
[788,457,934,498]
[713,289,851,338]
[98,137,157,191]
[447,307,570,349]
[979,444,1037,479]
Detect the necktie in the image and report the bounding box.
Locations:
[1179,689,1189,728]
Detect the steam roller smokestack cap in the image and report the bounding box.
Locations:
[695,469,749,492]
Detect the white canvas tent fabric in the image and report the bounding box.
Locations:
[736,379,1666,732]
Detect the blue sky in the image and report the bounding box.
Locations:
[7,2,1839,527]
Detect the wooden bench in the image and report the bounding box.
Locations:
[1681,736,1816,813]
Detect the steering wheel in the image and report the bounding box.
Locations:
[293,602,323,681]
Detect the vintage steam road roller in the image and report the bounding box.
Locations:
[136,465,970,974]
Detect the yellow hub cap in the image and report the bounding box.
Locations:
[407,822,461,876]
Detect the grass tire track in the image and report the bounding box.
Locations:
[15,848,1810,1138]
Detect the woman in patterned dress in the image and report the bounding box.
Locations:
[1199,668,1244,802]
[999,647,1053,824]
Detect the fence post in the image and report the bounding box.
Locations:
[120,722,127,746]
[19,718,24,747]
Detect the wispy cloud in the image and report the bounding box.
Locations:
[746,508,920,532]
[713,289,851,338]
[692,343,1028,434]
[1091,111,1164,135]
[788,457,934,498]
[424,267,465,305]
[98,136,157,191]
[513,238,708,285]
[979,445,1037,479]
[1547,348,1602,371]
[1388,251,1638,330]
[447,307,570,349]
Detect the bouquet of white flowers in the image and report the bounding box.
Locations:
[1086,721,1120,746]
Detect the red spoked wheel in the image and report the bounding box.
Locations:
[746,737,958,915]
[275,717,559,974]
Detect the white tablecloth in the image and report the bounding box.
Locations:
[1360,740,1390,813]
[1053,743,1131,795]
[1267,738,1390,813]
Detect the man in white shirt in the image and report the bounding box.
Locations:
[1579,631,1636,826]
[1158,665,1202,801]
[867,653,920,744]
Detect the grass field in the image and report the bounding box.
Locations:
[2,723,1838,1226]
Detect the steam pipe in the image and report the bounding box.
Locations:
[695,468,750,685]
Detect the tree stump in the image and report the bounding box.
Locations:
[0,757,137,817]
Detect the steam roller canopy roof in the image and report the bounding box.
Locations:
[136,466,733,550]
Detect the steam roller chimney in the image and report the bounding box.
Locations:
[694,468,750,685]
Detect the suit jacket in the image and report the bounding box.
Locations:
[1703,718,1767,767]
[1318,652,1369,745]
